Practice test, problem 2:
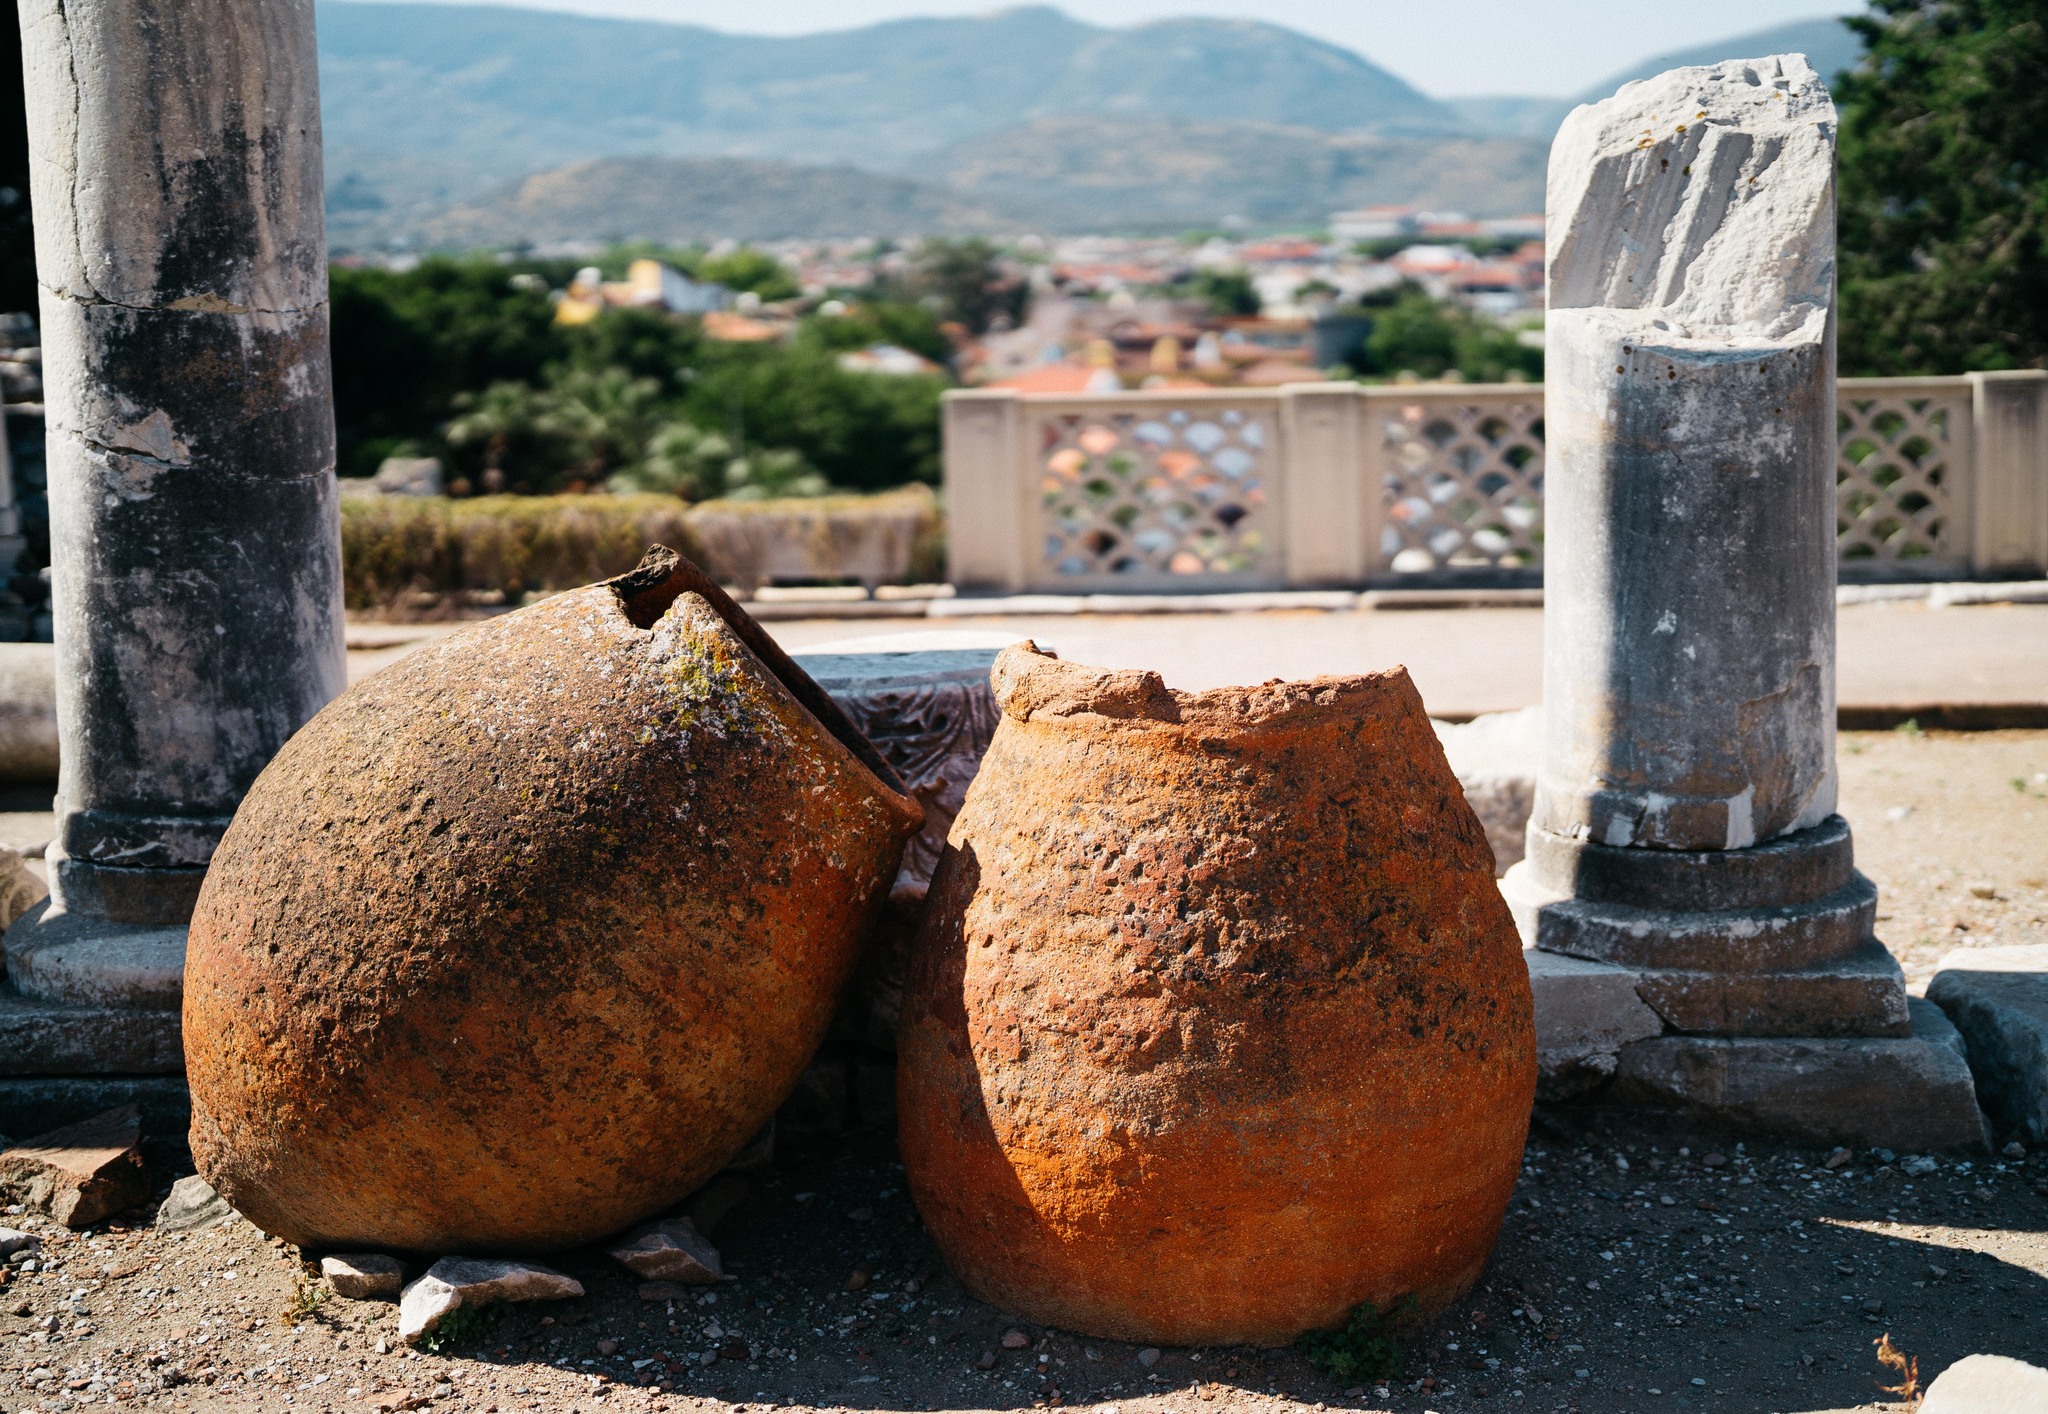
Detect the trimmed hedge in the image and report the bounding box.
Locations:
[340,488,942,614]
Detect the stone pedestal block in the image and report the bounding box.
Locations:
[1608,998,1989,1151]
[1927,944,2048,1143]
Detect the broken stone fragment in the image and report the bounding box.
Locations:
[1920,1353,2048,1413]
[0,1105,150,1228]
[398,1259,584,1343]
[323,1253,405,1300]
[606,1217,722,1284]
[155,1175,237,1234]
[0,1228,38,1258]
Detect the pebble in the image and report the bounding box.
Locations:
[596,1338,619,1356]
[154,1175,237,1235]
[0,1228,39,1258]
[974,1351,997,1371]
[1137,1347,1162,1368]
[1968,882,1999,899]
[844,1266,871,1292]
[1862,1299,1884,1314]
[1902,1155,1939,1176]
[1001,1329,1030,1349]
[2004,1141,2028,1160]
[1824,1148,1853,1170]
[1700,1153,1728,1169]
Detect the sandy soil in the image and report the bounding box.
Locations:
[1836,729,2048,987]
[0,733,2044,1414]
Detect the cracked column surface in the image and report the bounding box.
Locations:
[1502,56,1927,1056]
[4,0,343,1013]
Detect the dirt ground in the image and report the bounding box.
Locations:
[1,732,2044,1414]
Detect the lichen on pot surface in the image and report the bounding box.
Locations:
[184,547,922,1253]
[898,644,1534,1347]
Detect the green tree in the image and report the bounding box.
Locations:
[443,381,564,492]
[1351,285,1543,383]
[1837,1,2048,373]
[330,257,572,477]
[699,247,800,301]
[1191,269,1261,317]
[909,238,1027,334]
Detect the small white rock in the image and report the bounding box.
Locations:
[0,1228,40,1258]
[606,1217,722,1285]
[397,1258,584,1343]
[322,1253,405,1300]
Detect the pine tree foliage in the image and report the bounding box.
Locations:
[1836,0,2048,373]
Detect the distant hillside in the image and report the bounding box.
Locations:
[929,117,1547,230]
[422,157,1020,246]
[1577,17,1864,99]
[315,1,1463,214]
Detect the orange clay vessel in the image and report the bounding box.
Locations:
[184,548,921,1253]
[898,644,1534,1346]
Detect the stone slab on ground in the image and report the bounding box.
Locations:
[398,1258,585,1343]
[1921,1353,2048,1413]
[1607,997,1991,1150]
[1928,943,2048,1143]
[1525,947,1662,1097]
[0,1103,151,1226]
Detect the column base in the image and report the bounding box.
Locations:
[1605,998,1990,1151]
[1505,816,1908,1037]
[3,899,185,1011]
[0,899,188,1139]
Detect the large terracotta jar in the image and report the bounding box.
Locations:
[898,645,1534,1346]
[185,548,921,1253]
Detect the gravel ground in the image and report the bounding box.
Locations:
[0,731,2042,1414]
[0,1129,2043,1414]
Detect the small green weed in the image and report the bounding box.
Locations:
[420,1302,494,1354]
[1894,718,1923,737]
[281,1273,328,1328]
[1297,1298,1411,1382]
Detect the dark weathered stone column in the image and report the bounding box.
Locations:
[2,0,343,1026]
[1503,56,1985,1146]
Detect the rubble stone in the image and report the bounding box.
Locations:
[1432,706,1541,876]
[0,1104,149,1227]
[155,1174,236,1234]
[1920,1353,2048,1413]
[323,1253,406,1300]
[901,644,1533,1346]
[398,1258,584,1343]
[1927,944,2048,1143]
[607,1217,723,1285]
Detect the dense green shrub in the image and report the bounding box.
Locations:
[338,493,703,610]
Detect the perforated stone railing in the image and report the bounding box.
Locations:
[1835,377,1975,575]
[1031,396,1278,588]
[943,372,2048,591]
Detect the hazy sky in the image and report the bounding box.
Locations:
[342,0,1866,97]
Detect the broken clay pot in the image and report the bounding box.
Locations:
[898,644,1534,1346]
[185,547,922,1253]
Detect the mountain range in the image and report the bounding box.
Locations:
[315,3,1863,248]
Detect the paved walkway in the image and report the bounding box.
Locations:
[768,600,2048,721]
